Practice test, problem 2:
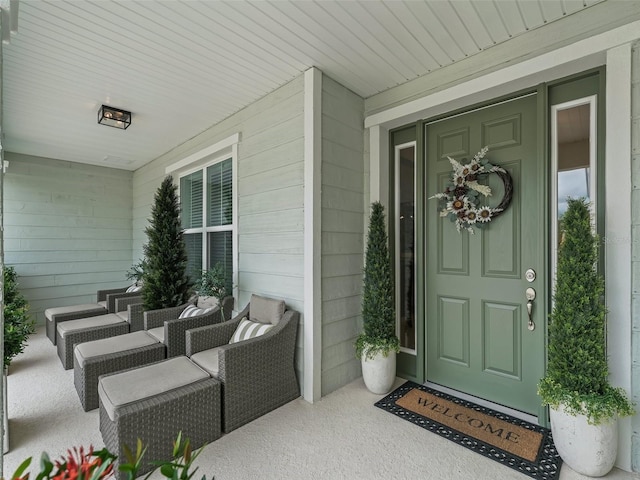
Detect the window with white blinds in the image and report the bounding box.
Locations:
[180,157,234,291]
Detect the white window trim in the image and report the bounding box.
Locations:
[169,133,240,303]
[550,95,597,294]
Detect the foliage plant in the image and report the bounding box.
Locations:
[355,202,400,360]
[9,432,211,480]
[538,197,634,424]
[193,263,230,316]
[4,266,35,368]
[141,176,192,311]
[125,259,146,285]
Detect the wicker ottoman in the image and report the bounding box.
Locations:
[74,331,166,411]
[46,304,107,345]
[57,314,130,369]
[98,357,221,480]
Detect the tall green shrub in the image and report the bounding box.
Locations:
[538,198,633,423]
[4,266,35,368]
[141,176,191,311]
[355,202,399,359]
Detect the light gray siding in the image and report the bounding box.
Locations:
[132,75,305,384]
[4,153,133,324]
[630,40,640,471]
[320,75,365,395]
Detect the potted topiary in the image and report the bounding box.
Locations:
[538,197,634,477]
[141,176,192,311]
[192,262,231,316]
[355,202,399,394]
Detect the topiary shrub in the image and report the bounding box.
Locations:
[141,176,192,311]
[355,201,399,360]
[4,266,35,368]
[538,197,633,424]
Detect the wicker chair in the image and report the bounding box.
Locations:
[143,296,234,358]
[45,285,143,344]
[185,295,300,433]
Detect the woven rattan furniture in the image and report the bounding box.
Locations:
[98,357,221,480]
[74,331,166,411]
[144,296,234,358]
[56,296,143,369]
[45,285,143,344]
[186,295,300,433]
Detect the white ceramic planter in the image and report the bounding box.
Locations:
[3,370,8,454]
[550,403,617,477]
[361,348,396,395]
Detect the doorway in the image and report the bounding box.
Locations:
[391,72,602,424]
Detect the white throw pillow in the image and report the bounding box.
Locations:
[229,317,274,344]
[126,285,142,293]
[178,305,214,319]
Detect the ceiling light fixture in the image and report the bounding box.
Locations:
[98,105,131,130]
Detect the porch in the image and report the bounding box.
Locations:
[4,327,639,480]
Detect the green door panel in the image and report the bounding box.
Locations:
[426,93,544,416]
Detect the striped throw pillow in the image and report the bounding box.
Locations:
[178,305,214,319]
[126,285,142,293]
[229,318,274,344]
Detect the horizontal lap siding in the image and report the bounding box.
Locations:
[132,75,305,387]
[4,153,133,324]
[320,75,365,396]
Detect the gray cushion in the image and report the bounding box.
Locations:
[57,313,124,338]
[45,304,105,321]
[190,347,221,379]
[249,294,285,325]
[75,331,159,367]
[98,356,209,421]
[146,326,164,343]
[116,311,128,321]
[97,300,107,308]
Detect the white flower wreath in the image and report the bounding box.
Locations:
[430,147,512,234]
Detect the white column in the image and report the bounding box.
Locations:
[303,67,322,403]
[606,42,632,472]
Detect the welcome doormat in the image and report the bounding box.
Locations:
[375,381,561,480]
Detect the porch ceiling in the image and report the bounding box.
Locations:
[2,0,605,171]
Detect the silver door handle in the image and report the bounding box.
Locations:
[526,287,535,331]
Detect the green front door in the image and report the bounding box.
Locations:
[426,93,545,417]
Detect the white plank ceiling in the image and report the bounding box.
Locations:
[2,0,605,171]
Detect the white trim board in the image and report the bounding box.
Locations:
[365,20,640,130]
[165,133,240,174]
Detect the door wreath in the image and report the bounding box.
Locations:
[430,147,513,234]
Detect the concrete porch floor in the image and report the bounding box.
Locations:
[3,327,639,480]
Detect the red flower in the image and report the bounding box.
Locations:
[52,446,114,480]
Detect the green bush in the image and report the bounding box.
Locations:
[142,176,192,310]
[4,266,35,368]
[355,202,399,360]
[538,198,634,424]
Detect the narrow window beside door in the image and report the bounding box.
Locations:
[395,142,416,352]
